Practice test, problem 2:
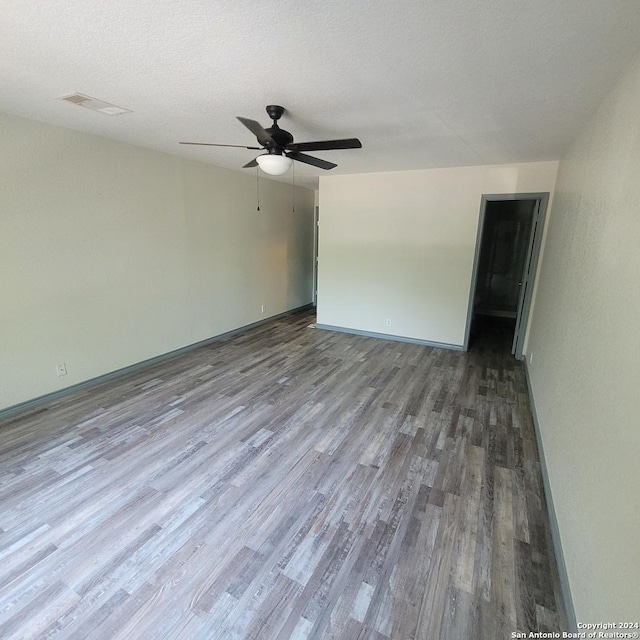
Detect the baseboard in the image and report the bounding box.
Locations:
[0,304,314,420]
[524,361,577,632]
[314,323,464,351]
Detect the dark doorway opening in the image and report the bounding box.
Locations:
[465,195,547,358]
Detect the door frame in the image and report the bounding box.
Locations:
[463,192,549,359]
[313,205,319,306]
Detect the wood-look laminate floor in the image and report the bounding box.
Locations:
[0,311,568,639]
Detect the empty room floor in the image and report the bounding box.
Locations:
[0,311,567,639]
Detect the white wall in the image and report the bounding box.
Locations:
[317,162,558,345]
[0,111,315,411]
[527,53,640,621]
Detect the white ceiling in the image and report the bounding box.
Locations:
[2,0,640,189]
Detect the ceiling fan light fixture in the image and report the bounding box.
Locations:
[256,154,293,175]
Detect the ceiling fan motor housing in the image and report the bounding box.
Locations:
[263,105,293,152]
[265,126,294,151]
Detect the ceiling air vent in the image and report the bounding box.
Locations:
[58,93,132,116]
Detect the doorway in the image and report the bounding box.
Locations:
[464,193,548,359]
[313,205,319,306]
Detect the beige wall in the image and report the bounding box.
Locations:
[317,162,558,345]
[527,54,640,620]
[0,111,315,411]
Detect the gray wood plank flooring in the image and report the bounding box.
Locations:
[0,311,568,639]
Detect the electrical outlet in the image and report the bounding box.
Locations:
[385,319,392,327]
[56,363,67,377]
[261,304,266,314]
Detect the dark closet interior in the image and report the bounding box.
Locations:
[470,199,536,351]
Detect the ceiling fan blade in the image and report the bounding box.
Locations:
[179,142,262,150]
[243,158,259,168]
[286,151,337,170]
[237,117,275,147]
[287,138,362,152]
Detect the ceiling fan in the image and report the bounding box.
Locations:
[180,105,362,175]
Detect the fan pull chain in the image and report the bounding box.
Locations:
[256,167,260,212]
[291,161,295,213]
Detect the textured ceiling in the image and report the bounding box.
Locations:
[2,0,640,189]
